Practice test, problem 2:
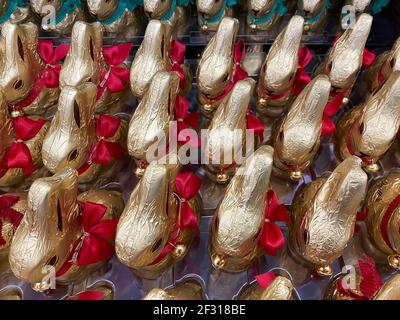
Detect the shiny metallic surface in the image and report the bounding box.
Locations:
[237,276,293,300]
[143,277,206,299]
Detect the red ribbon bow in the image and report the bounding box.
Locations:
[259,190,291,256]
[0,116,46,178]
[337,256,382,300]
[255,271,277,289]
[246,113,264,143]
[56,201,118,277]
[74,290,105,300]
[259,47,312,101]
[354,207,368,233]
[10,41,69,111]
[98,43,132,99]
[380,195,400,253]
[170,40,186,89]
[78,115,125,175]
[0,195,23,246]
[174,96,201,148]
[150,173,201,265]
[205,40,248,104]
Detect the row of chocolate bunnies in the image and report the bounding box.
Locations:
[0,0,392,35]
[0,12,399,300]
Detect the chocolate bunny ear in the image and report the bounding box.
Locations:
[374,274,400,300]
[143,278,206,300]
[273,75,331,180]
[42,83,97,174]
[290,156,368,276]
[364,170,400,270]
[9,167,80,288]
[317,13,373,91]
[197,17,239,109]
[346,0,372,13]
[335,71,400,172]
[127,71,179,177]
[209,145,274,272]
[204,77,255,183]
[130,20,170,99]
[60,21,105,89]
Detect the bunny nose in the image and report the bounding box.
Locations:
[303,10,311,17]
[252,9,259,16]
[144,10,152,17]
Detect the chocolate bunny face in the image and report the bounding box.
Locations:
[0,1,31,25]
[87,0,118,20]
[127,71,179,176]
[203,78,255,183]
[316,13,373,91]
[209,146,274,271]
[130,20,170,99]
[364,170,400,270]
[272,75,331,180]
[335,71,400,172]
[197,17,239,102]
[290,156,368,276]
[143,278,206,300]
[9,167,124,290]
[346,0,371,13]
[144,0,173,18]
[42,83,97,174]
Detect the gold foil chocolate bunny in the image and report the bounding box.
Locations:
[203,78,256,184]
[0,88,49,189]
[315,13,374,120]
[362,170,400,270]
[129,19,191,100]
[9,167,124,291]
[0,193,26,274]
[0,1,32,26]
[289,156,368,277]
[115,155,202,279]
[196,0,236,31]
[86,0,143,38]
[0,286,23,300]
[42,83,127,184]
[143,277,206,300]
[197,17,248,118]
[272,75,331,180]
[66,280,115,300]
[296,0,330,32]
[247,0,287,31]
[256,15,312,117]
[324,256,400,300]
[236,271,294,300]
[128,71,179,177]
[30,0,85,34]
[0,21,68,115]
[144,0,189,35]
[60,21,132,113]
[334,71,400,173]
[209,145,275,272]
[365,36,400,92]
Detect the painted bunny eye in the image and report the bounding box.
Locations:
[390,58,395,69]
[17,36,24,62]
[152,238,163,252]
[327,61,333,72]
[73,101,81,128]
[222,73,229,83]
[46,255,59,267]
[13,80,23,90]
[303,229,310,245]
[57,200,63,232]
[359,122,365,134]
[67,149,79,162]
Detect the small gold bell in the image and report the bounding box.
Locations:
[304,24,310,32]
[216,172,229,184]
[134,166,146,177]
[290,171,302,181]
[250,24,257,30]
[364,162,379,173]
[388,254,400,270]
[211,253,226,269]
[202,104,214,112]
[172,244,187,259]
[258,98,267,106]
[10,110,24,118]
[201,24,208,31]
[342,97,349,105]
[316,264,333,277]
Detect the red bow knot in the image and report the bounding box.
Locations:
[56,201,118,277]
[149,173,201,265]
[98,43,132,99]
[0,116,46,178]
[174,96,201,148]
[337,256,382,300]
[259,190,290,256]
[170,40,186,89]
[0,195,23,246]
[78,115,125,175]
[74,290,105,300]
[255,271,276,289]
[204,40,248,104]
[246,113,264,143]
